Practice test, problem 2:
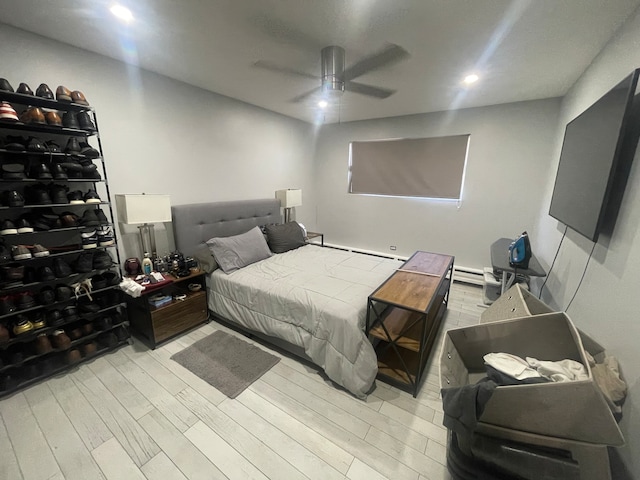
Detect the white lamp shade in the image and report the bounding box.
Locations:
[115,194,172,224]
[275,189,302,208]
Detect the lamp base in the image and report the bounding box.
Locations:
[137,223,157,257]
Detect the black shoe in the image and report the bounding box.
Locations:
[4,136,27,151]
[37,286,56,305]
[24,184,52,205]
[55,284,73,302]
[44,140,62,153]
[78,298,100,313]
[64,137,81,154]
[1,163,26,180]
[0,295,16,315]
[95,315,113,331]
[67,190,84,204]
[84,190,101,204]
[79,159,99,178]
[37,266,56,282]
[46,309,64,327]
[0,78,14,92]
[103,271,121,286]
[62,111,79,129]
[26,136,46,152]
[29,163,53,180]
[35,83,54,100]
[1,190,25,207]
[95,209,109,224]
[51,163,68,180]
[80,209,100,226]
[91,274,107,289]
[0,219,18,235]
[16,291,37,310]
[79,141,100,158]
[53,258,73,278]
[62,305,79,322]
[1,262,24,282]
[49,184,69,204]
[93,250,112,270]
[16,217,33,233]
[16,83,33,95]
[74,252,94,273]
[81,228,98,249]
[0,239,11,262]
[77,112,96,132]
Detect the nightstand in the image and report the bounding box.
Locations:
[125,270,208,349]
[306,231,324,246]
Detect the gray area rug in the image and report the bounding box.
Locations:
[171,330,280,398]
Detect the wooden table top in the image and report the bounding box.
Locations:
[369,251,454,312]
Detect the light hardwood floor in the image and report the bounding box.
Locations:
[0,282,485,480]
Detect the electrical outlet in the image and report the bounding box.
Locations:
[390,245,397,251]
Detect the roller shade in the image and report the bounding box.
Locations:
[349,134,470,199]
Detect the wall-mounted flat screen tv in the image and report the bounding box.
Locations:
[549,69,640,241]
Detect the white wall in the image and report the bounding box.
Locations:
[0,25,316,259]
[533,6,640,477]
[314,99,561,269]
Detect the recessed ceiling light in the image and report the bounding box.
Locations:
[110,4,133,23]
[463,74,479,85]
[318,100,328,109]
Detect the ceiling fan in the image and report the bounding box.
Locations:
[253,43,410,103]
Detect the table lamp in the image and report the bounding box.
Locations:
[115,194,171,257]
[275,189,302,223]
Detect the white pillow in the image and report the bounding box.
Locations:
[206,226,272,273]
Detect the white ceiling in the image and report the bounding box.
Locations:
[1,0,639,124]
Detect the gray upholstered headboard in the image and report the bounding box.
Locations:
[172,198,281,256]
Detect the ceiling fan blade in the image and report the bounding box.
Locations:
[253,60,318,80]
[290,87,322,103]
[346,81,396,99]
[343,43,409,81]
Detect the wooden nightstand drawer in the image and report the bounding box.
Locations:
[151,291,207,343]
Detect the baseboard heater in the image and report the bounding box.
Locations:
[323,243,484,286]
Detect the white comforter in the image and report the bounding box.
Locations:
[207,245,400,398]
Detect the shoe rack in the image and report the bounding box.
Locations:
[0,84,130,398]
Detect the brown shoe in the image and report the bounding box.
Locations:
[35,333,53,354]
[56,85,72,102]
[68,328,83,340]
[81,341,97,357]
[44,111,62,127]
[19,106,46,125]
[65,348,81,364]
[50,329,71,349]
[71,90,89,106]
[0,323,9,344]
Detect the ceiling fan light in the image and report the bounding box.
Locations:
[318,100,328,109]
[110,4,134,22]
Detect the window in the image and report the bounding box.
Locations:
[348,134,470,200]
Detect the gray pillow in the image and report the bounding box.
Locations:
[265,222,306,254]
[193,243,219,273]
[206,226,272,274]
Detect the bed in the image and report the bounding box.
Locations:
[172,199,401,398]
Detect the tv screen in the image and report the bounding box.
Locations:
[549,69,640,241]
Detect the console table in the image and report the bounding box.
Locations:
[366,251,454,397]
[490,238,546,293]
